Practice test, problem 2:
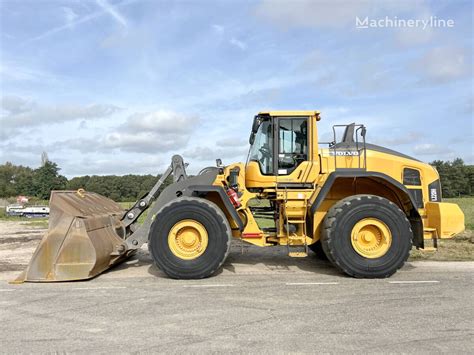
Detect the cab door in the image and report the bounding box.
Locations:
[275,116,318,187]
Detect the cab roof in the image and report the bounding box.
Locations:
[258,110,321,119]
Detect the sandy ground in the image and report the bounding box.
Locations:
[0,221,46,278]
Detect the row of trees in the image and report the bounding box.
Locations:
[67,174,173,202]
[0,158,472,201]
[0,161,67,200]
[0,161,172,202]
[430,159,473,197]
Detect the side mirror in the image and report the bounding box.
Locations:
[251,116,260,133]
[361,127,367,138]
[249,133,255,145]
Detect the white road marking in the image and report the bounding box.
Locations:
[286,282,339,285]
[183,284,234,288]
[0,289,16,292]
[73,286,127,290]
[388,280,440,284]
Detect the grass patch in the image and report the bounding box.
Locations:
[0,208,48,227]
[118,202,134,209]
[409,197,472,261]
[0,208,23,221]
[248,199,275,229]
[445,197,474,230]
[410,230,473,261]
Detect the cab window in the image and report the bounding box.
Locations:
[403,168,421,186]
[403,167,423,208]
[278,118,308,175]
[248,120,274,175]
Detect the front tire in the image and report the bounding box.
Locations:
[148,197,231,279]
[321,195,412,278]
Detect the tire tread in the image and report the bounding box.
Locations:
[321,194,412,278]
[149,197,232,279]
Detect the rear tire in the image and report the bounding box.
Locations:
[148,197,231,279]
[321,195,412,278]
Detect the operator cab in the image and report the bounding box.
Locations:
[245,111,319,189]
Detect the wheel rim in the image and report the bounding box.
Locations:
[350,218,392,259]
[168,219,209,260]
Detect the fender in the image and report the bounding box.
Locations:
[187,185,244,231]
[310,170,424,248]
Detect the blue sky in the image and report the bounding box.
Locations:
[0,0,472,177]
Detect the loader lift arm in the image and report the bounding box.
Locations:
[122,155,188,250]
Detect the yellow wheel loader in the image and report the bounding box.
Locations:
[15,111,465,282]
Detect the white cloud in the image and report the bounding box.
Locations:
[255,0,428,29]
[372,132,423,146]
[211,24,247,51]
[103,111,197,153]
[2,109,200,157]
[230,37,247,50]
[96,0,128,28]
[0,95,121,131]
[103,131,189,152]
[62,7,79,28]
[212,24,225,35]
[463,96,473,115]
[256,0,364,29]
[184,145,248,162]
[0,62,58,83]
[412,46,471,84]
[1,96,35,114]
[22,0,137,44]
[125,110,198,134]
[60,155,166,176]
[413,143,453,155]
[1,32,14,40]
[394,11,434,47]
[215,138,248,147]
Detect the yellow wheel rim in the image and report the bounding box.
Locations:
[351,218,392,259]
[168,219,208,260]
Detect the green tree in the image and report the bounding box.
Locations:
[466,165,474,195]
[32,161,67,199]
[67,175,91,190]
[430,158,473,197]
[14,167,35,196]
[0,162,35,198]
[0,162,18,197]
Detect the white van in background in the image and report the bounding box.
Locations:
[6,204,49,218]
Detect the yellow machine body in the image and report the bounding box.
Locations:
[216,111,464,249]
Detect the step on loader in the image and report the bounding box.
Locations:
[15,111,465,282]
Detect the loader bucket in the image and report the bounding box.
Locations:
[14,190,130,283]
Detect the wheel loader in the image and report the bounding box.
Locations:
[15,111,465,282]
